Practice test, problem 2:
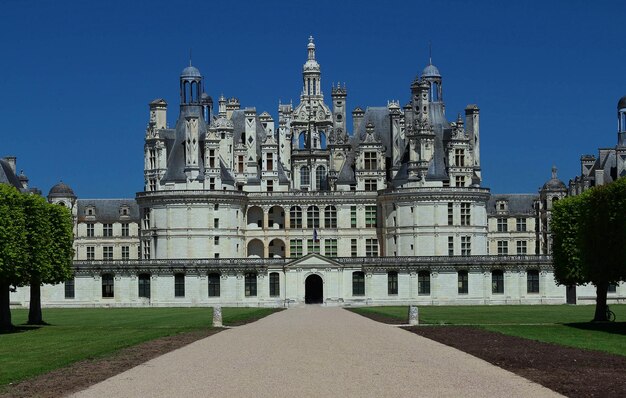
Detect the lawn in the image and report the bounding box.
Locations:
[350,305,626,357]
[0,307,278,386]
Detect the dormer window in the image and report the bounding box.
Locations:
[85,206,96,217]
[496,200,508,214]
[120,205,130,217]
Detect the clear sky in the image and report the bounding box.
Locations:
[1,0,625,198]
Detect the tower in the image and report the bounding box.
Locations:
[331,84,347,142]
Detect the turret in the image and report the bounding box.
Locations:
[149,99,167,130]
[465,104,481,181]
[331,84,347,142]
[180,65,202,109]
[617,96,626,146]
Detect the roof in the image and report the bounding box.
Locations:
[487,194,538,216]
[0,158,22,189]
[181,65,201,78]
[619,96,626,110]
[422,63,441,78]
[77,199,140,223]
[48,181,76,198]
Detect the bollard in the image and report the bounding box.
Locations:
[408,305,419,326]
[213,306,223,328]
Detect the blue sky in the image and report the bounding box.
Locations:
[1,0,625,197]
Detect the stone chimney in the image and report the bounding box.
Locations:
[3,156,16,173]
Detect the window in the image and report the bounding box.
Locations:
[143,209,151,229]
[516,240,527,255]
[324,239,337,257]
[497,218,508,232]
[458,270,468,294]
[121,246,129,260]
[300,166,310,186]
[365,206,377,228]
[497,240,508,255]
[102,274,114,298]
[214,218,219,228]
[316,166,327,190]
[527,270,539,293]
[122,223,129,237]
[237,155,245,173]
[290,239,303,258]
[447,202,454,225]
[418,271,430,295]
[460,203,470,226]
[324,205,337,228]
[208,273,220,297]
[149,179,157,191]
[290,206,302,228]
[65,277,75,299]
[364,179,377,192]
[455,149,465,166]
[267,153,273,170]
[87,246,95,260]
[87,223,94,237]
[245,273,257,297]
[461,236,471,256]
[214,203,219,211]
[388,271,398,295]
[448,236,454,256]
[269,272,280,297]
[352,272,365,296]
[138,274,151,298]
[307,206,320,228]
[103,223,113,237]
[350,206,357,228]
[214,253,219,259]
[214,236,219,245]
[364,152,377,170]
[455,176,465,187]
[351,239,358,257]
[143,241,151,260]
[208,149,216,168]
[365,238,378,257]
[492,270,504,294]
[608,283,617,293]
[103,246,113,260]
[267,180,273,192]
[175,273,185,297]
[516,218,527,232]
[307,239,320,254]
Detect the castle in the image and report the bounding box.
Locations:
[6,38,623,307]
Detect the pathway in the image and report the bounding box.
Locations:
[72,306,561,397]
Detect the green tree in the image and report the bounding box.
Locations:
[24,196,74,325]
[0,184,28,331]
[552,177,626,321]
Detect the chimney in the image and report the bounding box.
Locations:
[3,156,16,173]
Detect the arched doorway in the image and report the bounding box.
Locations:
[305,274,323,304]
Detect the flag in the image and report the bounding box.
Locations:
[313,228,319,242]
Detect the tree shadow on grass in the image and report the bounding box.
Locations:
[0,325,43,335]
[565,322,626,336]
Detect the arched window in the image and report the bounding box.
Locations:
[269,272,280,297]
[316,166,327,190]
[300,166,310,186]
[352,271,365,296]
[418,271,430,295]
[324,205,337,228]
[307,205,320,229]
[290,206,302,228]
[430,81,440,102]
[138,274,151,298]
[208,273,220,297]
[245,272,257,297]
[102,274,114,298]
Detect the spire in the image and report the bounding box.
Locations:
[428,40,432,65]
[552,165,557,179]
[308,35,316,60]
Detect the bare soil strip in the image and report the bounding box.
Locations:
[0,329,221,398]
[404,326,626,398]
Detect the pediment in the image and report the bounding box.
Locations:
[286,254,342,268]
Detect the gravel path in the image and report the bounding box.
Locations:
[71,306,561,397]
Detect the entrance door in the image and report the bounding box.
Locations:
[566,285,577,304]
[305,274,323,304]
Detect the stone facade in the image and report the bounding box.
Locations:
[7,39,624,307]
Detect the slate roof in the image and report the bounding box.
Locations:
[486,194,538,216]
[77,199,140,223]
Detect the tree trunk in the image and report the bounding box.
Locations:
[27,278,44,325]
[0,279,13,331]
[593,281,609,322]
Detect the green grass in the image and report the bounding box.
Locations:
[350,305,626,357]
[0,307,278,386]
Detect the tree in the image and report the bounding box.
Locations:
[23,195,74,325]
[552,177,626,321]
[0,185,28,331]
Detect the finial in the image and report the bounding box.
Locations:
[428,41,432,65]
[552,165,557,179]
[309,35,314,43]
[189,48,192,67]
